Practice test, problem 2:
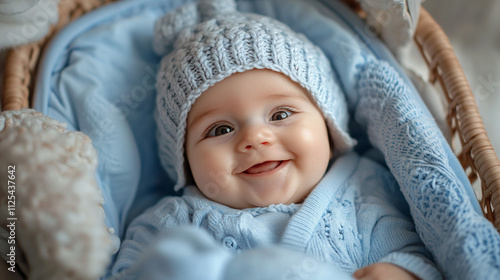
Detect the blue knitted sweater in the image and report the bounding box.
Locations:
[111,152,441,280]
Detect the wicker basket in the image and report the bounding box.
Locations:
[2,0,500,232]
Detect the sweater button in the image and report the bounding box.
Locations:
[222,236,237,251]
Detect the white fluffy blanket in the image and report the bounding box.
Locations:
[0,109,112,280]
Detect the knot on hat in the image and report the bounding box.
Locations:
[198,0,236,20]
[153,0,237,55]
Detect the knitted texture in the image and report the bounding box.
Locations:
[355,60,500,280]
[154,0,355,191]
[111,153,441,280]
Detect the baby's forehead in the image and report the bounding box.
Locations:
[195,83,308,109]
[199,69,312,99]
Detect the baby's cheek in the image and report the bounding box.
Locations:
[298,124,330,152]
[298,126,317,145]
[294,124,330,173]
[193,147,234,190]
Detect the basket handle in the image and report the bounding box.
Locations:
[414,8,500,232]
[1,0,115,111]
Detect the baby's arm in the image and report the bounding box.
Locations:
[354,263,419,280]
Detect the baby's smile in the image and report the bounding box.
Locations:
[241,160,288,175]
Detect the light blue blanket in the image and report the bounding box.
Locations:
[32,0,500,279]
[354,59,500,279]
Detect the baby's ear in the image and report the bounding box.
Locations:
[153,3,200,55]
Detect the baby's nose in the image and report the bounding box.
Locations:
[237,125,275,152]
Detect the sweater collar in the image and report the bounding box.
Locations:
[281,152,360,250]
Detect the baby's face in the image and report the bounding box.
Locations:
[185,69,331,209]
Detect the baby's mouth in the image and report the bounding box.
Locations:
[243,161,284,174]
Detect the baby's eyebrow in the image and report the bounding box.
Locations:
[187,107,221,131]
[266,91,309,101]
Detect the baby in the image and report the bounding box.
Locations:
[111,0,441,279]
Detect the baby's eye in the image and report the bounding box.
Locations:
[271,110,292,121]
[207,124,234,137]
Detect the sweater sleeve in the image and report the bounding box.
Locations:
[109,225,232,280]
[109,196,192,278]
[354,157,442,280]
[366,210,442,280]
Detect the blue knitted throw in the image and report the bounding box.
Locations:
[354,60,500,280]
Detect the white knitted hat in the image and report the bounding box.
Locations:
[154,0,355,191]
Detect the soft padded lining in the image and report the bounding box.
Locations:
[33,0,481,242]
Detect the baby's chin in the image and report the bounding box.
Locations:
[239,191,309,209]
[213,197,294,209]
[197,180,314,209]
